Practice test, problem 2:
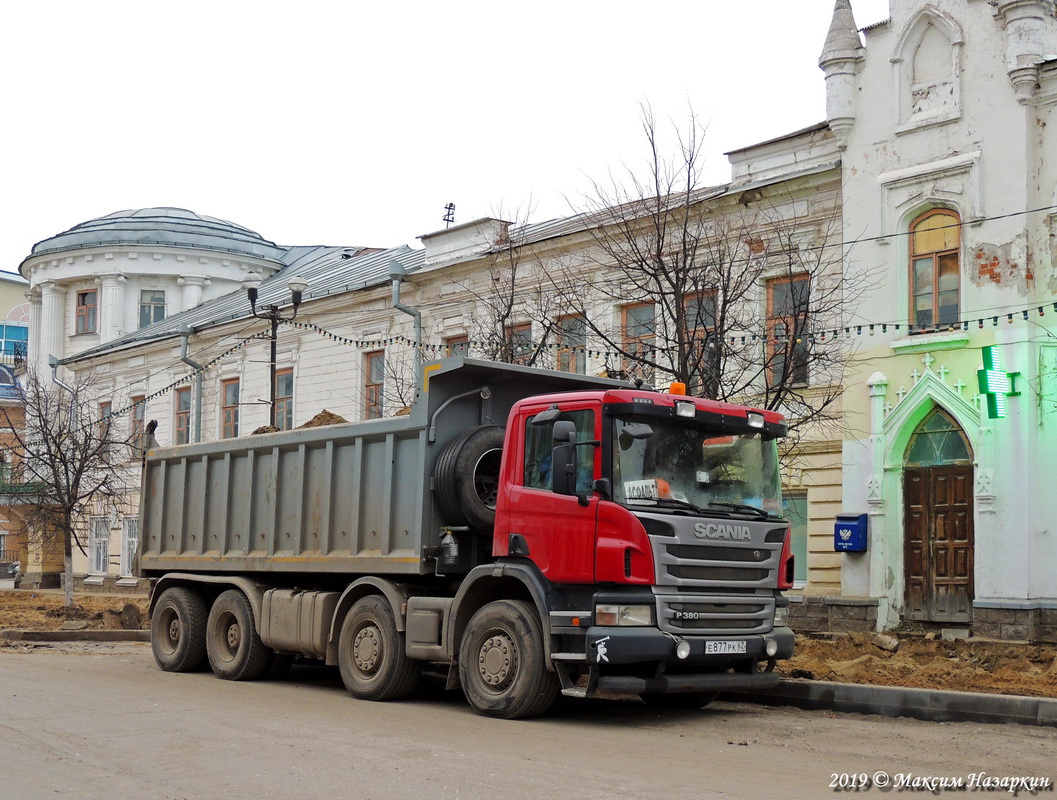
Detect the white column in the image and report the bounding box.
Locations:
[26,288,41,373]
[36,281,67,377]
[98,273,127,342]
[177,275,209,312]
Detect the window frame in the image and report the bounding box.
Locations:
[88,516,110,576]
[139,289,166,329]
[174,386,191,445]
[365,350,385,419]
[75,290,98,335]
[766,274,811,387]
[444,334,469,358]
[555,314,587,374]
[221,378,240,439]
[909,208,961,331]
[621,302,655,379]
[274,368,294,431]
[504,322,533,366]
[685,291,718,394]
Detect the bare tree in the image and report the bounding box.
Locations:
[556,106,866,438]
[447,212,564,369]
[0,367,139,607]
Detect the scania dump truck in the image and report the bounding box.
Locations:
[140,356,795,719]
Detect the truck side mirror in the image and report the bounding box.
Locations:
[551,421,577,496]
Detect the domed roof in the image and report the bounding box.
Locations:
[27,207,287,262]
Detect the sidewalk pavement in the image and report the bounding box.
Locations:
[3,627,1054,727]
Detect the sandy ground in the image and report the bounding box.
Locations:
[0,589,147,633]
[3,589,1056,698]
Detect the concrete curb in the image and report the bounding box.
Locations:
[0,629,151,642]
[724,679,1057,728]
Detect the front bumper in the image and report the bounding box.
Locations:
[584,625,794,666]
[578,625,794,695]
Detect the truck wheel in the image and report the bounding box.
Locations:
[337,595,421,701]
[151,586,208,672]
[639,691,719,709]
[434,426,504,532]
[459,599,559,719]
[205,589,270,681]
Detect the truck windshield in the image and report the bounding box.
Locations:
[611,415,782,516]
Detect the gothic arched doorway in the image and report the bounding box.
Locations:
[903,407,974,623]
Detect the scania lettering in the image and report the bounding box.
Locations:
[694,523,752,541]
[139,357,795,719]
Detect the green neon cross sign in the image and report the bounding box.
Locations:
[977,345,1019,419]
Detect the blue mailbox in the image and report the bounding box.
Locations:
[834,513,868,552]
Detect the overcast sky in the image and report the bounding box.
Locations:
[0,0,890,275]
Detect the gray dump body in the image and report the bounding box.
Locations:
[139,356,626,579]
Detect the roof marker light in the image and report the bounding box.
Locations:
[675,401,696,418]
[669,381,686,396]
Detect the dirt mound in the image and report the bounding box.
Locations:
[299,410,347,428]
[0,591,148,634]
[780,632,1057,698]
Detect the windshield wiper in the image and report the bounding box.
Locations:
[707,501,770,519]
[629,496,708,515]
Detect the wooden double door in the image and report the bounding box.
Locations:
[903,465,974,623]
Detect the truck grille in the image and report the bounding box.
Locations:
[656,594,775,635]
[646,523,782,636]
[652,540,779,588]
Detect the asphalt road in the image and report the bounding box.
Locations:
[2,642,1055,800]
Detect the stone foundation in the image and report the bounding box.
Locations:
[788,595,879,634]
[789,595,1057,643]
[973,605,1057,643]
[62,574,149,595]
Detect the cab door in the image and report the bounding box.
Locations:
[497,403,600,583]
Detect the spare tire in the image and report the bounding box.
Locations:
[434,425,505,532]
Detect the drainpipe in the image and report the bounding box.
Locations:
[179,325,204,443]
[47,353,76,419]
[389,260,422,377]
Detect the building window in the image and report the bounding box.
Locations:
[130,396,146,444]
[76,291,97,334]
[175,386,191,445]
[98,402,112,442]
[0,324,28,362]
[555,314,586,374]
[221,378,240,439]
[365,351,384,419]
[88,516,109,576]
[766,275,810,387]
[505,323,532,365]
[139,289,166,329]
[120,517,138,577]
[621,302,655,379]
[274,368,294,431]
[782,491,809,585]
[686,292,718,395]
[910,209,960,330]
[445,334,469,358]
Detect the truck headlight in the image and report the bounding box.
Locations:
[596,604,654,626]
[773,605,789,628]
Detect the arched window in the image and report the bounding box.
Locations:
[905,408,971,467]
[910,209,960,329]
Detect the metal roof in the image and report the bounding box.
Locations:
[63,243,425,364]
[24,207,289,267]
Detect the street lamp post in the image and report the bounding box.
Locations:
[242,272,309,429]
